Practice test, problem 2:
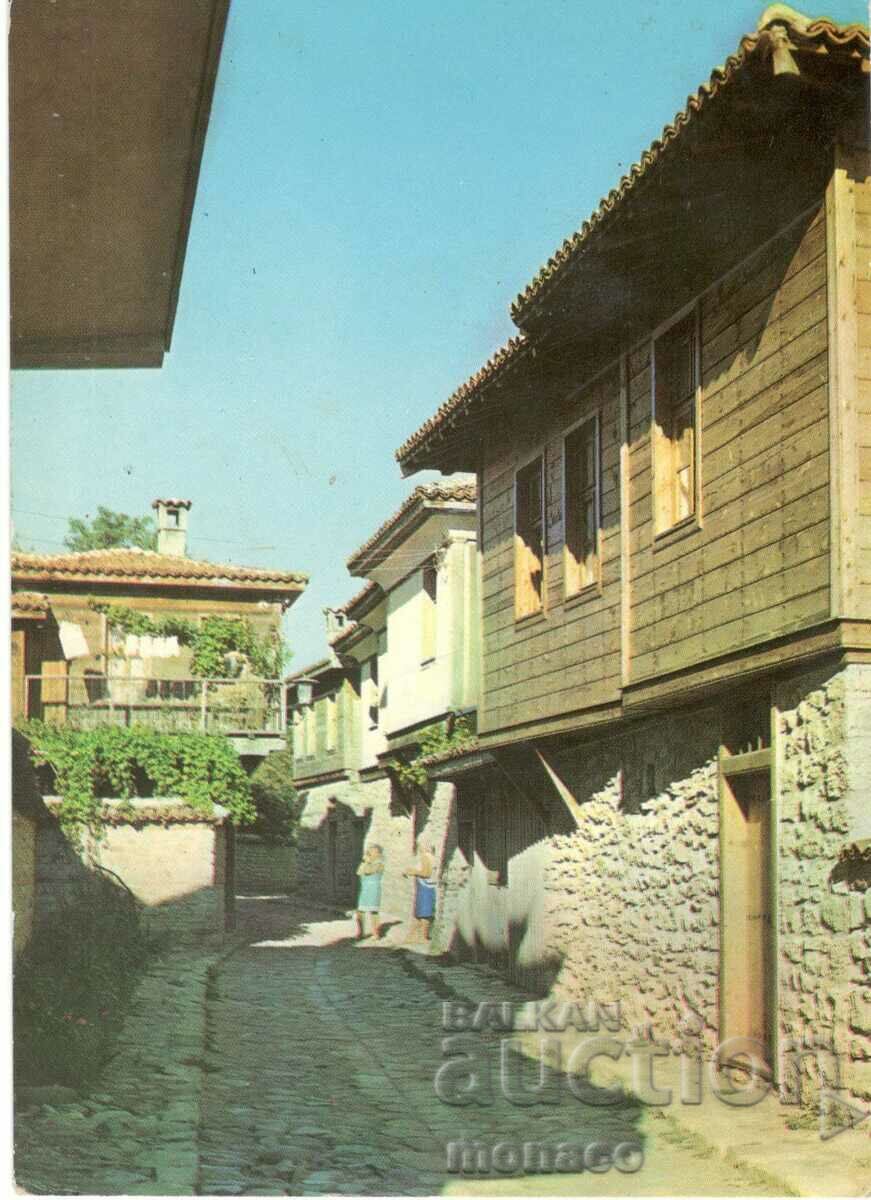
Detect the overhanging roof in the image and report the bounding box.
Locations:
[12,548,308,605]
[346,480,477,576]
[395,5,869,476]
[10,0,231,369]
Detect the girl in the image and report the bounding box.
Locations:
[404,840,438,944]
[355,844,384,940]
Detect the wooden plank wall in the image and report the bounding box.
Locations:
[855,156,871,614]
[479,202,832,736]
[628,204,830,682]
[480,363,623,733]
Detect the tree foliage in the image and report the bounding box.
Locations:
[65,507,158,553]
[248,748,302,844]
[387,714,475,793]
[17,721,256,840]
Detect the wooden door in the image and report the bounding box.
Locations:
[721,769,773,1063]
[11,629,26,721]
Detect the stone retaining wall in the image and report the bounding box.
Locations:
[36,800,231,936]
[235,834,295,894]
[13,811,38,957]
[775,664,871,1106]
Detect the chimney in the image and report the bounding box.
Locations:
[152,498,192,557]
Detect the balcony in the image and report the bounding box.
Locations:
[23,674,286,741]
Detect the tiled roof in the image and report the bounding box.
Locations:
[327,581,384,648]
[418,737,481,769]
[11,548,308,592]
[511,6,869,323]
[285,658,333,684]
[151,498,192,509]
[42,797,230,826]
[346,479,477,573]
[395,6,868,472]
[395,339,529,469]
[11,590,49,617]
[337,579,382,619]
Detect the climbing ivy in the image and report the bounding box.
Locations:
[90,601,286,678]
[17,721,256,841]
[386,715,475,793]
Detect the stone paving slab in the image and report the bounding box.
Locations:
[14,931,241,1195]
[196,897,782,1196]
[12,897,828,1195]
[400,945,871,1198]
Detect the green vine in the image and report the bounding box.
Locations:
[387,714,475,793]
[17,720,256,842]
[90,601,286,678]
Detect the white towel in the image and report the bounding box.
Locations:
[58,621,90,660]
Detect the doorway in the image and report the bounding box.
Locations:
[720,767,774,1066]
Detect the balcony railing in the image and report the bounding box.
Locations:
[23,674,286,736]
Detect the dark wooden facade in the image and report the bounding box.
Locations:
[398,13,870,749]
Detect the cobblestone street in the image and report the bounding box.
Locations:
[15,895,787,1195]
[195,897,778,1196]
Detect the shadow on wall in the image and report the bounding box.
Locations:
[440,842,564,997]
[294,794,371,909]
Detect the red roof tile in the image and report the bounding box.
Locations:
[395,340,529,470]
[12,548,307,593]
[511,6,869,323]
[346,480,477,574]
[11,590,49,618]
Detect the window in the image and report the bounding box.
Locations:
[166,507,180,528]
[325,692,338,751]
[564,415,601,595]
[367,656,380,729]
[653,309,699,532]
[421,559,437,663]
[303,705,316,757]
[515,456,544,618]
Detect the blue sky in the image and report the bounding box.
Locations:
[11,0,867,668]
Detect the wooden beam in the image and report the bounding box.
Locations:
[720,747,772,778]
[533,748,584,828]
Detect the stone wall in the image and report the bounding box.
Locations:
[13,811,38,956]
[293,773,456,932]
[545,756,721,1045]
[436,709,721,1028]
[36,802,231,936]
[235,834,295,895]
[775,663,871,1107]
[294,777,374,908]
[434,665,871,1112]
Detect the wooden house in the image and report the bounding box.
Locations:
[396,6,871,1105]
[287,480,479,922]
[12,499,307,761]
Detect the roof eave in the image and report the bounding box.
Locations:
[346,498,476,578]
